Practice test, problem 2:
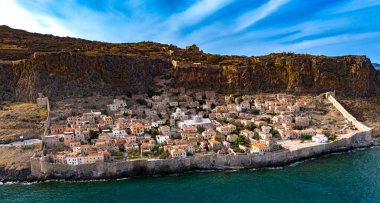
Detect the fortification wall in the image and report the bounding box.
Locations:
[30,131,375,180]
[327,94,372,137]
[41,97,51,150]
[28,92,376,181]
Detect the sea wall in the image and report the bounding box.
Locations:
[28,93,376,181]
[30,131,376,180]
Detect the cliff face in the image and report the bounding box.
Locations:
[0,53,171,101]
[0,25,379,101]
[173,55,380,96]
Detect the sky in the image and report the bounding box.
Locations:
[0,0,379,62]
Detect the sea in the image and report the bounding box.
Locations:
[1,147,380,203]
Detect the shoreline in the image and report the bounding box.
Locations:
[1,142,379,184]
[1,130,377,183]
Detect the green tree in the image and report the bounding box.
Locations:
[260,117,271,123]
[300,134,312,140]
[136,99,147,105]
[197,126,205,133]
[251,108,260,115]
[327,133,337,141]
[231,135,249,148]
[88,130,99,143]
[206,54,223,64]
[270,129,281,139]
[148,128,159,139]
[243,125,252,130]
[159,148,169,159]
[253,132,260,140]
[119,144,126,152]
[100,109,108,115]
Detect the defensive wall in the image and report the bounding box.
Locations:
[30,131,376,180]
[29,92,376,180]
[326,92,372,137]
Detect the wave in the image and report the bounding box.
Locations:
[266,166,283,170]
[289,160,305,167]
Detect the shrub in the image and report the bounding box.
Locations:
[136,99,147,105]
[207,54,223,64]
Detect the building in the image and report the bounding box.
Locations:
[156,135,170,144]
[159,126,171,135]
[258,131,272,140]
[202,128,216,140]
[130,122,144,135]
[107,99,127,111]
[181,125,197,133]
[312,134,328,143]
[50,124,65,134]
[172,108,188,120]
[140,143,155,152]
[261,126,272,133]
[226,134,238,142]
[101,115,114,126]
[112,129,127,138]
[178,115,212,129]
[170,149,187,158]
[240,130,254,139]
[295,116,310,127]
[250,142,270,154]
[216,124,236,135]
[298,129,317,137]
[282,130,298,139]
[36,93,48,108]
[208,139,222,150]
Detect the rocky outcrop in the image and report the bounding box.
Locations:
[0,166,31,181]
[0,52,171,101]
[173,55,380,97]
[0,25,379,101]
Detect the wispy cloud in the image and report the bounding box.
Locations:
[1,0,379,62]
[0,0,72,37]
[329,0,380,14]
[234,0,290,32]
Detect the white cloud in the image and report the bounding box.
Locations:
[234,0,290,31]
[287,31,380,51]
[167,0,234,29]
[0,0,73,37]
[332,0,380,14]
[156,0,235,43]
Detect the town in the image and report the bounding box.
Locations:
[40,89,355,165]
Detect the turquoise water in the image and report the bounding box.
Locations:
[1,147,380,203]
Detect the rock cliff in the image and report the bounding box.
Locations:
[0,25,379,101]
[173,54,380,96]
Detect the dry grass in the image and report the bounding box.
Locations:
[0,144,39,169]
[0,102,47,141]
[340,98,380,137]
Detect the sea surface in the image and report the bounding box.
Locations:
[1,147,380,203]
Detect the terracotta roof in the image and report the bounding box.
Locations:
[251,142,269,149]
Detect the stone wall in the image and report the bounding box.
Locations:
[30,131,376,180]
[28,92,376,181]
[327,93,372,136]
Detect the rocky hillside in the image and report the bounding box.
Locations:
[0,25,379,101]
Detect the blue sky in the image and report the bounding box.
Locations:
[0,0,379,62]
